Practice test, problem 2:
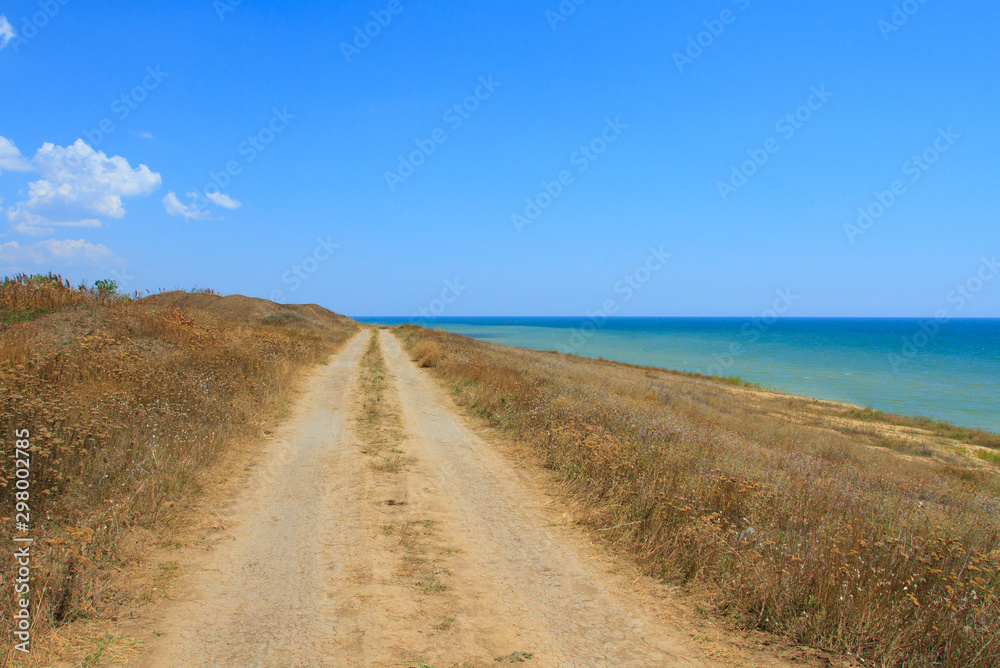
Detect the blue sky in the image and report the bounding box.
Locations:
[1,0,997,317]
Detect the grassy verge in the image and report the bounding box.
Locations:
[393,324,1000,668]
[355,330,407,472]
[0,274,357,663]
[353,330,452,644]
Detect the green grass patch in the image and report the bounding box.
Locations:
[1,307,57,324]
[976,449,1000,466]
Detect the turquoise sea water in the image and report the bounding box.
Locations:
[356,317,1000,434]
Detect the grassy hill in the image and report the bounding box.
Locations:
[142,290,355,330]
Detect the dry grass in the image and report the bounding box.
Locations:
[353,332,448,603]
[355,330,410,473]
[0,274,357,664]
[393,324,1000,668]
[836,406,1000,450]
[411,339,444,368]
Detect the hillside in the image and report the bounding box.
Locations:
[141,290,354,329]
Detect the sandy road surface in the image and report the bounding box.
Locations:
[136,332,374,667]
[133,329,730,667]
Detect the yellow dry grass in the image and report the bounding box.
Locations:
[393,324,1000,668]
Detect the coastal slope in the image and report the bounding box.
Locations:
[393,323,1000,667]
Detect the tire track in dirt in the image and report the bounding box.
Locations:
[377,329,710,667]
[344,331,528,667]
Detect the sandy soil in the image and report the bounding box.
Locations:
[127,329,837,667]
[134,332,372,667]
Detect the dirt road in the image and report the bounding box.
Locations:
[136,331,374,667]
[133,329,727,667]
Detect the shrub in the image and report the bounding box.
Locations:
[93,278,118,298]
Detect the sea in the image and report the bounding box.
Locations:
[355,317,1000,434]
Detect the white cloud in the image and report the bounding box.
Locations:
[163,192,210,220]
[205,191,242,210]
[23,140,161,218]
[0,136,32,175]
[4,139,161,233]
[42,239,116,264]
[0,16,15,51]
[138,131,154,139]
[0,238,118,267]
[6,208,102,236]
[0,137,157,269]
